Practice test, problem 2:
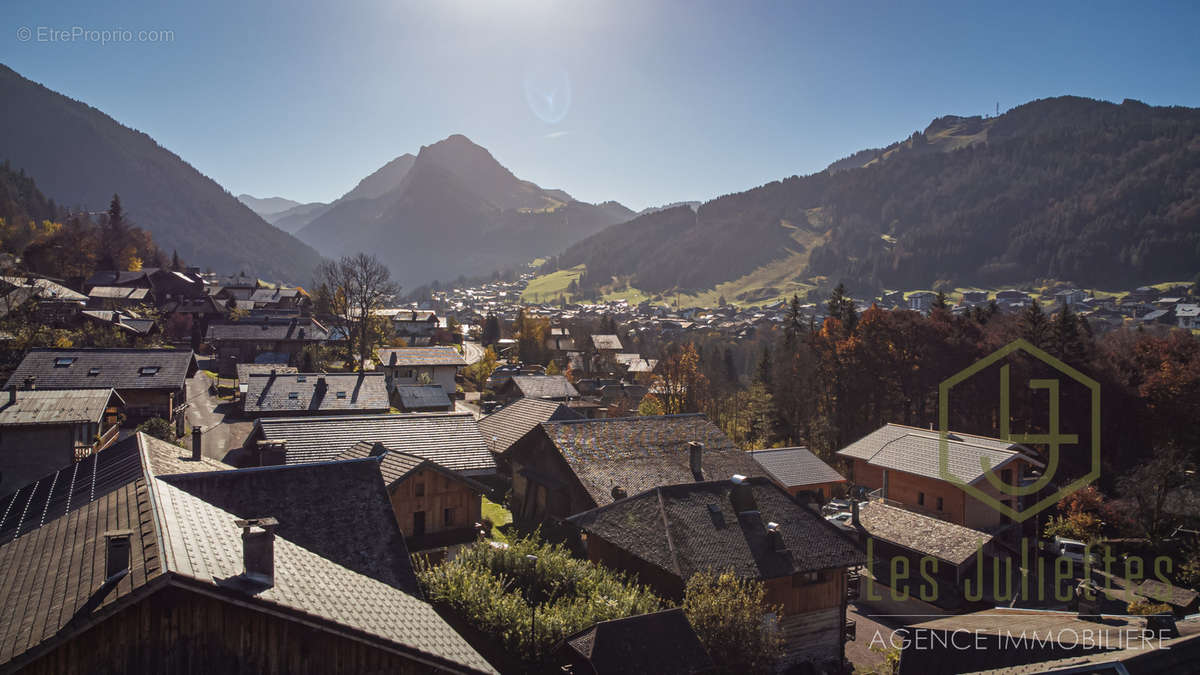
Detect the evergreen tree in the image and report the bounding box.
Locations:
[1020,299,1051,349]
[481,313,501,347]
[1053,304,1091,365]
[933,290,949,310]
[170,249,181,271]
[784,294,804,350]
[826,283,858,333]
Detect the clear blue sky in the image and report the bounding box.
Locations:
[3,0,1199,210]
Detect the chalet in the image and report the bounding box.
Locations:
[837,423,1043,531]
[1133,579,1200,616]
[0,276,86,324]
[391,385,454,413]
[235,364,298,394]
[77,309,158,336]
[544,327,578,353]
[0,388,124,495]
[1054,288,1086,307]
[241,412,498,478]
[391,309,441,338]
[240,372,390,417]
[246,287,308,313]
[477,397,581,465]
[0,433,494,674]
[506,413,765,527]
[569,476,865,669]
[85,267,207,304]
[206,317,331,377]
[749,446,846,501]
[555,608,715,675]
[337,441,487,551]
[1176,303,1200,329]
[590,334,623,353]
[86,285,152,310]
[852,500,1001,608]
[375,347,466,401]
[4,348,197,424]
[960,290,989,306]
[495,374,579,403]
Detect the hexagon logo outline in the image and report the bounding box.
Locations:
[938,338,1100,522]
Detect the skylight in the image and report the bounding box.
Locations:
[296,375,307,382]
[139,366,160,376]
[54,357,76,367]
[287,392,299,399]
[336,391,347,399]
[88,367,101,376]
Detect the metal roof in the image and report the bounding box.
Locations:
[0,388,119,426]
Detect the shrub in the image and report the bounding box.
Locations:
[683,570,784,673]
[135,417,175,443]
[416,534,662,662]
[1127,600,1172,616]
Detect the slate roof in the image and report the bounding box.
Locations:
[478,398,581,455]
[79,310,157,335]
[249,412,497,474]
[87,286,150,300]
[540,414,765,508]
[393,384,453,410]
[0,276,87,302]
[0,388,119,426]
[508,375,579,399]
[569,477,865,581]
[242,372,390,415]
[856,501,992,566]
[837,423,1041,485]
[591,334,623,351]
[205,317,330,342]
[338,442,488,493]
[162,459,420,595]
[138,433,233,475]
[559,608,715,674]
[1134,579,1199,608]
[376,346,466,368]
[749,447,846,489]
[4,348,196,392]
[0,433,494,673]
[236,363,298,387]
[84,270,149,288]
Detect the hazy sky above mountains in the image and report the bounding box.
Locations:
[3,0,1199,210]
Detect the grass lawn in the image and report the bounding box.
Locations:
[481,496,513,543]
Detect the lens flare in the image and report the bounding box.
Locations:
[523,64,571,124]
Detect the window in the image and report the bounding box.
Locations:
[54,357,76,367]
[415,482,425,497]
[296,375,307,382]
[918,492,925,506]
[444,507,456,527]
[139,366,159,376]
[936,497,944,511]
[287,392,299,399]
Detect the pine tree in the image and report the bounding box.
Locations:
[170,249,181,271]
[826,283,858,333]
[1021,299,1051,349]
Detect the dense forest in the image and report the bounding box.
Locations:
[556,96,1200,294]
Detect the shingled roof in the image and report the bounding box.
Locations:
[376,346,466,368]
[508,375,579,400]
[4,348,196,392]
[393,384,453,411]
[749,447,846,489]
[0,433,494,673]
[248,412,497,475]
[242,372,389,415]
[236,363,298,387]
[591,334,623,351]
[541,414,764,508]
[569,477,865,582]
[0,388,120,426]
[558,608,715,674]
[205,317,329,342]
[338,442,489,494]
[162,459,420,595]
[479,397,581,455]
[837,423,1042,485]
[855,501,992,566]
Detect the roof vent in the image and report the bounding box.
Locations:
[104,529,133,581]
[611,485,627,500]
[235,517,278,586]
[766,521,786,552]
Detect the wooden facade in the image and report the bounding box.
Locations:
[18,584,459,674]
[849,458,1035,530]
[387,467,482,549]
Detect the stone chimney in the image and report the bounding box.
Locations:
[23,376,36,391]
[688,441,704,480]
[191,426,202,461]
[611,485,627,501]
[851,499,861,527]
[255,439,287,466]
[104,530,133,580]
[389,351,398,367]
[730,474,757,513]
[236,517,278,586]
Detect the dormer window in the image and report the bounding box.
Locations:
[54,357,76,367]
[139,366,160,376]
[296,375,307,382]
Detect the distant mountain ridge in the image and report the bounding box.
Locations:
[555,96,1200,295]
[237,194,303,216]
[295,134,633,287]
[0,64,324,284]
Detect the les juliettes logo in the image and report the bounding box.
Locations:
[938,339,1100,521]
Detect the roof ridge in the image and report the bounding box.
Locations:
[656,487,683,578]
[544,412,705,426]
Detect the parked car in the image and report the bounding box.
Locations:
[1053,537,1097,565]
